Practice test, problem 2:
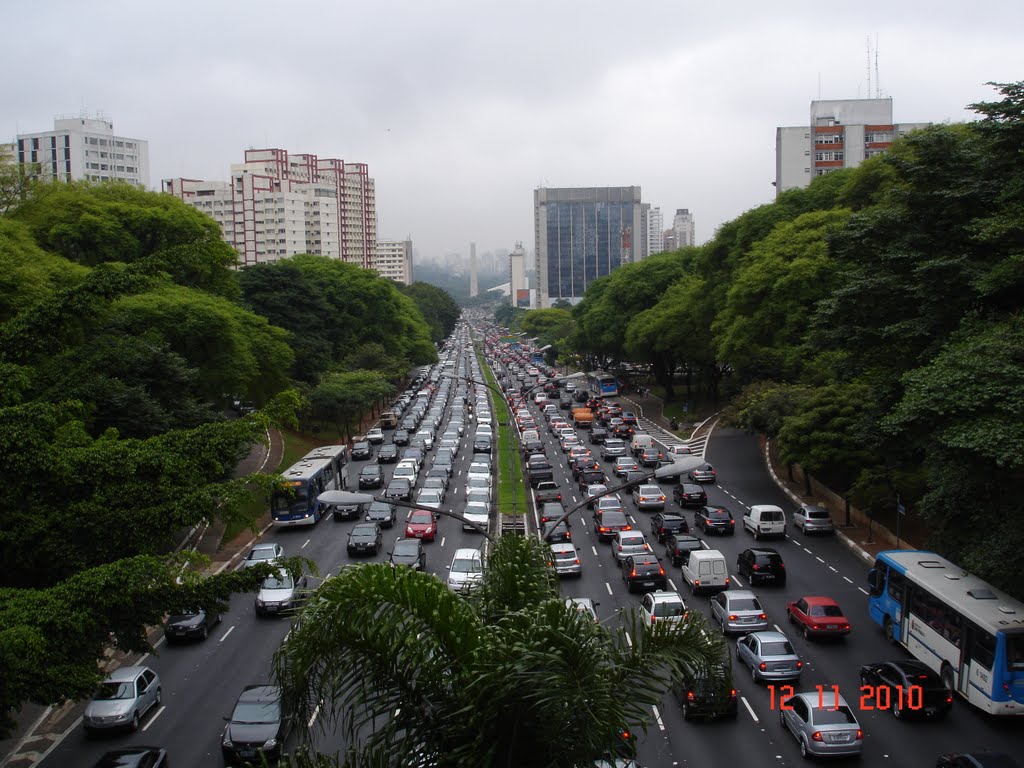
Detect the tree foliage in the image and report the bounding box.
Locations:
[401,281,461,343]
[275,535,725,768]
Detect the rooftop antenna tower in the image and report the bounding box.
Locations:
[866,36,872,100]
[874,35,881,98]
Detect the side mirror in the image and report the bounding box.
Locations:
[223,715,230,722]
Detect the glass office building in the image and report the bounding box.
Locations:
[534,187,646,308]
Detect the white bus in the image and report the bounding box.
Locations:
[271,445,348,527]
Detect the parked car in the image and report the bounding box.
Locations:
[651,512,688,542]
[83,666,162,734]
[389,538,426,570]
[164,606,221,643]
[710,590,769,635]
[792,503,835,535]
[621,553,668,593]
[779,690,863,759]
[222,685,292,765]
[786,596,851,640]
[858,660,953,720]
[674,483,708,509]
[736,630,803,683]
[736,547,786,586]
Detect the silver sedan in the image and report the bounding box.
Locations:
[735,630,803,683]
[779,691,863,759]
[710,590,769,635]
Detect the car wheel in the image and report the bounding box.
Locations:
[799,737,809,759]
[787,610,795,624]
[892,699,902,719]
[779,710,787,728]
[154,687,162,707]
[751,665,759,683]
[200,624,209,640]
[681,702,691,721]
[803,625,811,640]
[940,665,955,692]
[129,712,140,732]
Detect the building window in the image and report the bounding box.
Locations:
[814,151,844,162]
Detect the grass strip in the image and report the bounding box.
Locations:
[478,350,525,516]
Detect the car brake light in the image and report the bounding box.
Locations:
[724,577,730,586]
[796,661,803,669]
[687,691,695,702]
[729,520,735,525]
[652,615,657,624]
[730,689,736,699]
[728,614,738,621]
[759,662,767,671]
[945,694,953,703]
[841,623,850,630]
[812,732,823,742]
[658,566,665,575]
[759,613,767,620]
[752,564,759,570]
[617,545,623,551]
[630,569,637,577]
[856,730,863,740]
[694,579,700,586]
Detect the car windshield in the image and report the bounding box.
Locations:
[708,510,730,520]
[810,604,844,617]
[730,597,761,611]
[249,549,275,561]
[761,641,795,656]
[369,502,391,514]
[451,557,482,574]
[393,541,418,555]
[813,705,858,725]
[409,512,433,524]
[263,573,294,589]
[94,682,135,700]
[654,601,685,617]
[231,700,280,725]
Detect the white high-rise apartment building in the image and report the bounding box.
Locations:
[164,148,376,268]
[509,242,529,307]
[775,98,930,194]
[375,239,413,284]
[15,115,149,187]
[672,209,695,248]
[647,206,665,254]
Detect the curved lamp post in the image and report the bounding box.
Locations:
[325,490,495,543]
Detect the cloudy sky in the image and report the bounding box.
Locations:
[5,1,1021,261]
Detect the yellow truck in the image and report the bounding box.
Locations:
[572,407,594,430]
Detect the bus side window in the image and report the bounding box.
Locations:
[971,631,996,669]
[887,569,905,603]
[868,563,886,597]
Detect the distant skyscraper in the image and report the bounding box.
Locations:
[648,206,665,254]
[15,114,149,187]
[775,98,930,194]
[164,148,376,267]
[469,242,478,297]
[672,209,695,248]
[509,242,529,308]
[534,186,645,308]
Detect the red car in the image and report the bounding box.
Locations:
[786,596,850,640]
[405,510,437,541]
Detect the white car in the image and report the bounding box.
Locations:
[639,590,687,627]
[393,460,418,484]
[366,427,385,444]
[414,430,434,450]
[466,475,493,500]
[447,548,483,591]
[467,462,491,482]
[462,502,490,532]
[534,392,548,404]
[416,489,443,511]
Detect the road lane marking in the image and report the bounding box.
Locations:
[741,696,759,722]
[668,578,678,591]
[624,632,633,647]
[307,702,322,728]
[652,705,665,730]
[141,706,165,731]
[815,557,825,564]
[843,576,853,584]
[700,540,710,549]
[301,538,311,550]
[858,587,869,595]
[605,582,614,595]
[731,574,744,587]
[828,566,837,572]
[220,625,236,642]
[441,537,446,547]
[774,624,784,632]
[592,546,599,556]
[804,547,813,554]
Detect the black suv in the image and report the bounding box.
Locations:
[377,444,399,463]
[674,483,707,508]
[736,547,786,586]
[665,532,702,566]
[357,464,384,489]
[351,441,373,460]
[695,506,736,535]
[650,512,689,542]
[593,509,632,542]
[589,427,609,445]
[526,456,554,486]
[673,661,738,721]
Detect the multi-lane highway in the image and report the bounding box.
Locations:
[35,327,1022,767]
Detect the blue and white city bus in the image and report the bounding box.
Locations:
[867,550,1024,715]
[586,370,619,398]
[271,445,349,527]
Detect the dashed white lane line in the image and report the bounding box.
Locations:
[652,705,665,730]
[858,587,869,595]
[803,547,813,554]
[843,576,853,584]
[219,625,236,642]
[773,624,784,633]
[592,546,599,556]
[741,696,759,722]
[815,556,825,564]
[828,566,838,573]
[668,578,678,591]
[606,582,614,595]
[141,706,165,731]
[700,540,710,549]
[440,537,446,547]
[731,574,744,588]
[301,538,311,549]
[624,632,633,647]
[307,702,322,728]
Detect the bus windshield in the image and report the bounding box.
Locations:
[272,482,308,515]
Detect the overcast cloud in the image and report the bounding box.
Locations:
[5,1,1021,260]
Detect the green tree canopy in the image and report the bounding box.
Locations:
[401,281,461,343]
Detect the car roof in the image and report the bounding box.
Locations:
[105,665,151,682]
[747,630,788,643]
[800,595,840,605]
[239,684,281,702]
[647,590,684,603]
[746,547,781,556]
[550,542,576,553]
[452,547,481,559]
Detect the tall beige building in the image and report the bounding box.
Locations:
[375,239,413,284]
[163,148,376,268]
[15,115,149,187]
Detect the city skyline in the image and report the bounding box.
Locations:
[5,1,1020,263]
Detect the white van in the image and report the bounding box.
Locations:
[681,549,730,595]
[742,504,786,540]
[630,433,655,456]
